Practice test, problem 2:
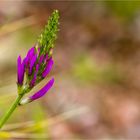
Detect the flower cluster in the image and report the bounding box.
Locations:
[17,46,54,103]
[17,10,59,104]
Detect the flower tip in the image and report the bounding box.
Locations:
[50,77,54,84]
[17,55,21,62]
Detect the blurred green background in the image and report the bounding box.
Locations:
[0,1,140,139]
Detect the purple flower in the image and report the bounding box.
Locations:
[17,55,25,85]
[42,57,54,78]
[29,78,54,101]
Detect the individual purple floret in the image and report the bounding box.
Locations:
[20,78,54,105]
[42,57,54,78]
[24,47,36,75]
[24,47,35,67]
[17,56,25,85]
[30,64,39,87]
[29,78,54,101]
[29,53,37,75]
[39,54,45,65]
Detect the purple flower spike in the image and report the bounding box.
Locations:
[30,78,54,101]
[42,58,54,78]
[17,46,54,92]
[17,55,24,85]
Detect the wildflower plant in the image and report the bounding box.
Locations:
[0,10,59,129]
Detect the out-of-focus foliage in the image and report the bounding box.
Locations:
[73,55,123,84]
[105,1,140,20]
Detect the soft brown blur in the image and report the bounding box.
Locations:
[0,1,140,139]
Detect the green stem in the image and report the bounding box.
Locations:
[0,94,24,129]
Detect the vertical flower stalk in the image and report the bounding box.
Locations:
[0,10,59,129]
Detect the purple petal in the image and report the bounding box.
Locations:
[38,47,40,53]
[17,55,24,85]
[30,74,36,87]
[30,78,54,101]
[23,57,27,67]
[36,64,39,72]
[17,56,22,84]
[24,47,35,68]
[39,54,44,64]
[42,58,54,78]
[29,54,37,75]
[30,64,39,87]
[45,54,48,61]
[27,47,35,57]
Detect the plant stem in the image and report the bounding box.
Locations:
[0,94,24,129]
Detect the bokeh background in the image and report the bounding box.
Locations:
[0,1,140,139]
